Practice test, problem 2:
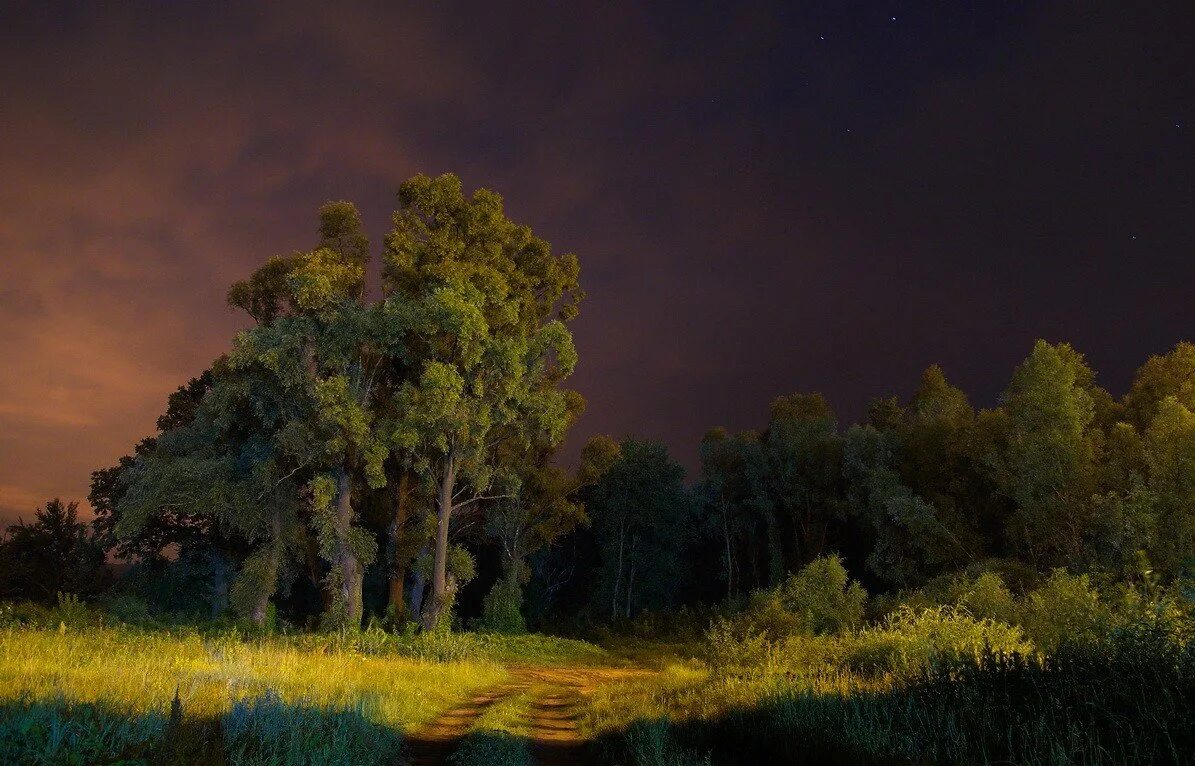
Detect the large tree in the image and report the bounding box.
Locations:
[117,203,385,628]
[1140,396,1195,578]
[894,367,986,572]
[380,174,582,630]
[1122,342,1195,431]
[994,340,1102,570]
[222,201,387,628]
[760,393,846,573]
[90,372,216,563]
[696,428,760,601]
[115,357,305,625]
[586,440,690,620]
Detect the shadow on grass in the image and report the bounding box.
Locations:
[592,638,1195,766]
[0,693,402,766]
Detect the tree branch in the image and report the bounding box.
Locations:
[451,493,513,512]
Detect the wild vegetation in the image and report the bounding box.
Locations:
[2,174,1195,764]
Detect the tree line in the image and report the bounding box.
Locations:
[2,175,1193,631]
[531,340,1195,625]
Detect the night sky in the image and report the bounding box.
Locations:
[1,2,1193,525]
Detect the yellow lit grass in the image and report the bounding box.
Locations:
[582,659,895,736]
[468,685,540,737]
[0,625,506,731]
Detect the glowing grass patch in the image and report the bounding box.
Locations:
[0,625,506,733]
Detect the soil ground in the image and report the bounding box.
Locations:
[404,666,648,765]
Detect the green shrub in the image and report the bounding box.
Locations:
[703,556,867,670]
[1021,569,1110,652]
[779,555,867,635]
[846,606,1031,677]
[704,617,774,670]
[102,593,155,625]
[50,592,103,629]
[479,571,527,635]
[0,600,52,628]
[740,591,806,640]
[955,572,1018,624]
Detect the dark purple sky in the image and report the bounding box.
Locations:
[1,1,1193,524]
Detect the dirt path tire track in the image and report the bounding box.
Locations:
[402,680,530,765]
[403,666,649,766]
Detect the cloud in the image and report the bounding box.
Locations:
[1,1,1193,526]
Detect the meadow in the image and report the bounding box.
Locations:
[3,559,1193,766]
[0,598,621,765]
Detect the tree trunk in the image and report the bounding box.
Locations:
[625,564,635,620]
[249,511,284,627]
[722,503,733,602]
[625,535,638,619]
[410,569,426,621]
[764,508,784,586]
[422,450,456,631]
[388,470,412,616]
[305,534,332,613]
[747,525,759,590]
[333,465,363,628]
[612,518,625,621]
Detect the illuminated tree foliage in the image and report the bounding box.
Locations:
[379,174,582,630]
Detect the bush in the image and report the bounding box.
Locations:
[778,555,867,635]
[846,606,1031,677]
[739,591,806,641]
[114,549,234,619]
[479,572,527,634]
[0,600,52,628]
[955,572,1018,625]
[704,617,775,670]
[1020,569,1109,652]
[51,592,105,629]
[102,593,155,625]
[0,595,108,630]
[702,556,867,671]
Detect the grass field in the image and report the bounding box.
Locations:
[0,623,514,764]
[2,593,1193,765]
[0,617,636,765]
[0,625,508,729]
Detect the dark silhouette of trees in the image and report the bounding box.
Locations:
[0,499,108,602]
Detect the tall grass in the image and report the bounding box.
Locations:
[0,625,505,730]
[706,624,1195,765]
[0,623,507,764]
[587,620,1195,765]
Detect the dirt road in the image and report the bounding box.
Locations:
[403,666,646,765]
